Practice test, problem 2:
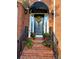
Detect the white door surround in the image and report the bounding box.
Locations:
[28,14,49,38]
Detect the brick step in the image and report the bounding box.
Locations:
[24,49,52,51]
[22,48,53,55]
[29,48,51,50]
[22,50,53,54]
[22,53,53,57]
[20,55,54,59]
[33,42,43,44]
[32,40,44,44]
[24,46,51,50]
[20,39,54,59]
[23,52,52,54]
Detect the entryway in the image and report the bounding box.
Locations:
[28,1,49,38]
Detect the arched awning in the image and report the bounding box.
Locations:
[30,2,49,13]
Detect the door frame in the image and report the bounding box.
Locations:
[28,13,49,38]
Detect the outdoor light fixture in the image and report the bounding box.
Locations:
[51,10,54,16]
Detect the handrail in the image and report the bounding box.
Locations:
[17,26,28,59]
[52,32,58,59]
[49,27,58,59]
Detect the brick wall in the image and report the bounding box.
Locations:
[17,2,25,39]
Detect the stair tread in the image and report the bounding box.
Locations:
[20,39,54,59]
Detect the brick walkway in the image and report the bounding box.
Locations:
[20,38,54,59]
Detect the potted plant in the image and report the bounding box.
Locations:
[31,33,35,40]
[43,33,50,40]
[25,38,33,49]
[42,39,54,49]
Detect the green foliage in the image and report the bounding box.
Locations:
[22,0,27,9]
[31,33,35,39]
[43,33,50,39]
[25,38,33,48]
[42,38,54,49]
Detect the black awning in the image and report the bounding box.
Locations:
[30,2,49,13]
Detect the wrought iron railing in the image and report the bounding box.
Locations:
[17,26,28,59]
[49,27,58,59]
[52,32,58,59]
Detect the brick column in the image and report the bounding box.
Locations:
[17,2,25,39]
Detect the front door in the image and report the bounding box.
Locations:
[34,16,43,36]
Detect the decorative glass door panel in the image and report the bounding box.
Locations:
[34,17,43,35]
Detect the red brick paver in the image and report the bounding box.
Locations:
[20,38,54,59]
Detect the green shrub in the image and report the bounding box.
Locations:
[43,33,50,39]
[42,39,54,49]
[25,38,33,48]
[31,33,35,39]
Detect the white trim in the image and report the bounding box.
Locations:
[28,15,32,38]
[53,0,56,34]
[31,15,34,33]
[44,14,49,33]
[53,0,56,42]
[28,13,49,38]
[38,0,41,1]
[47,15,49,33]
[36,35,43,38]
[44,15,46,33]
